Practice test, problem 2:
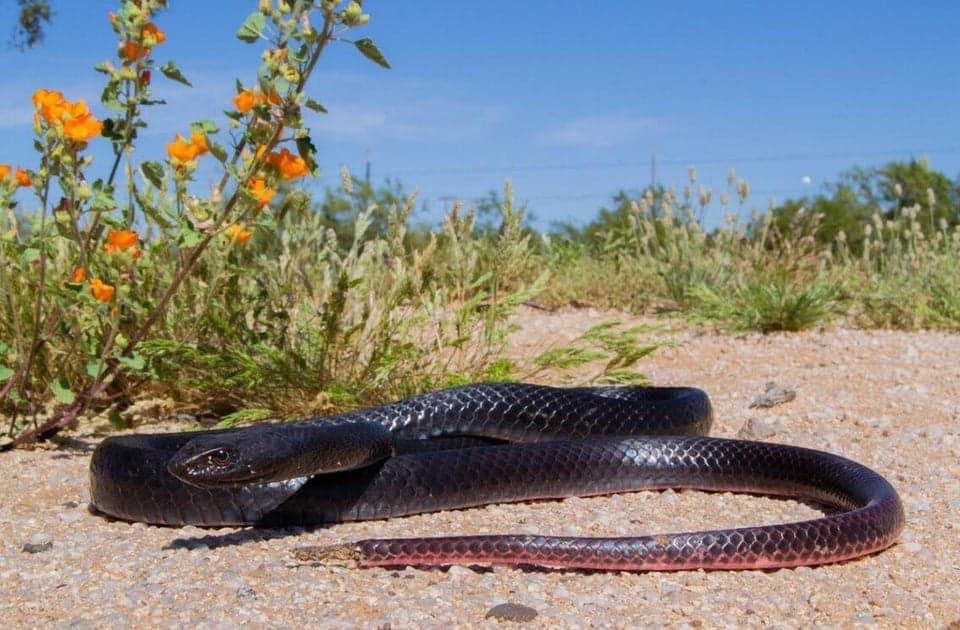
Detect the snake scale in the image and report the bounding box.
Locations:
[89,383,904,571]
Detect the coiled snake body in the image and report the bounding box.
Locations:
[89,383,904,571]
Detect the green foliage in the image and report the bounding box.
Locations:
[4,1,960,445]
[11,0,52,50]
[1,0,402,443]
[690,272,838,333]
[540,159,960,334]
[769,159,960,254]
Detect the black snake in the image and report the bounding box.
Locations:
[89,383,904,570]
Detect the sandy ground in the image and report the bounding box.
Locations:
[1,308,958,628]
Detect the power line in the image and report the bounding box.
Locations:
[385,147,960,178]
[434,187,812,206]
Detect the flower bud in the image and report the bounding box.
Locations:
[343,1,363,24]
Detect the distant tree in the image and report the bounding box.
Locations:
[771,159,960,254]
[10,0,52,50]
[315,176,410,247]
[842,158,960,229]
[769,184,872,253]
[553,186,669,253]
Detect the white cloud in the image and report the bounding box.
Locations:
[311,104,393,137]
[0,105,32,129]
[545,114,661,148]
[305,100,508,142]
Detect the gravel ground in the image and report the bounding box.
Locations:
[2,309,959,628]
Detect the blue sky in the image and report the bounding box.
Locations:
[1,1,958,229]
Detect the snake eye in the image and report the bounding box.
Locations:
[207,448,232,467]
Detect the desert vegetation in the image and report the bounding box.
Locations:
[2,1,958,445]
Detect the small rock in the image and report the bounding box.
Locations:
[236,586,257,601]
[659,488,678,506]
[738,416,782,440]
[22,541,53,554]
[485,602,538,622]
[749,382,796,408]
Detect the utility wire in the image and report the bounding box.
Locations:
[385,147,960,178]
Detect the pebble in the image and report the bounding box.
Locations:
[236,586,257,601]
[21,541,53,554]
[659,488,679,505]
[737,416,782,439]
[485,602,538,622]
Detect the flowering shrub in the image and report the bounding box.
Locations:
[1,0,391,444]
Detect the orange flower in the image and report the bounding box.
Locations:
[122,41,146,60]
[90,278,115,302]
[104,229,140,254]
[233,88,282,114]
[70,267,86,283]
[166,132,207,164]
[62,100,102,142]
[142,22,166,45]
[225,224,252,244]
[266,148,309,179]
[190,130,209,156]
[248,177,276,206]
[120,22,166,61]
[32,88,68,124]
[0,164,9,180]
[233,89,256,114]
[15,167,30,187]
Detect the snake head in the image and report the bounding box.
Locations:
[167,436,272,487]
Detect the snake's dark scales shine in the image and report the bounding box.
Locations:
[89,383,904,570]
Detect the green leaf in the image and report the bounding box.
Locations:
[118,353,146,372]
[159,61,191,86]
[179,224,202,247]
[304,98,327,113]
[91,181,116,211]
[0,365,13,382]
[85,360,106,379]
[353,38,391,69]
[216,408,273,429]
[141,161,165,189]
[236,12,266,43]
[101,79,124,112]
[207,141,228,164]
[20,248,40,264]
[51,378,75,405]
[108,408,127,430]
[190,119,219,134]
[296,136,318,172]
